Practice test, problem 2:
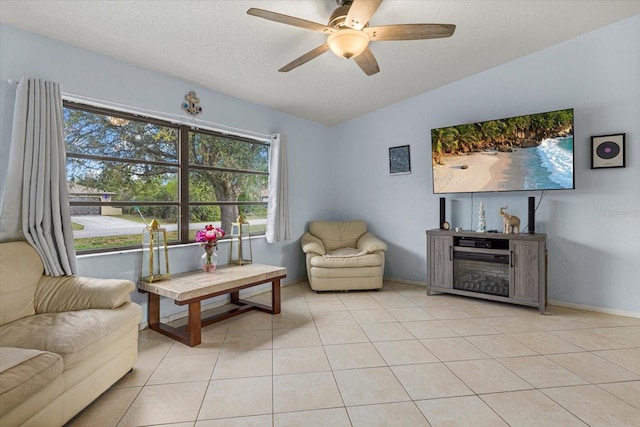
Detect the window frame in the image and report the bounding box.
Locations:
[64,101,270,254]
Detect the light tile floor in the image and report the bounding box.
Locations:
[67,281,640,426]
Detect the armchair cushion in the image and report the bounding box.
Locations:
[301,232,326,255]
[35,275,134,313]
[325,247,366,258]
[309,220,368,250]
[357,232,388,253]
[310,252,383,268]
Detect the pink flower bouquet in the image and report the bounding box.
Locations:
[196,225,225,272]
[196,224,225,249]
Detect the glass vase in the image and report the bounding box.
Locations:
[201,246,218,273]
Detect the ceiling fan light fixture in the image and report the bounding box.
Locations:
[327,29,369,59]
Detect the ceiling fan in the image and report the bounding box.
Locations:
[247,0,455,76]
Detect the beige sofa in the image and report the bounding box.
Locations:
[301,220,387,291]
[0,241,142,427]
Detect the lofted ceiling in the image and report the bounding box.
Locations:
[1,1,639,126]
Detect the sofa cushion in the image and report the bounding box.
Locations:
[0,242,43,326]
[310,252,383,268]
[36,275,134,313]
[309,220,367,251]
[0,304,140,369]
[0,347,63,417]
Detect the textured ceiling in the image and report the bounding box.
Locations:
[1,1,639,125]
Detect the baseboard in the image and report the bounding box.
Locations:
[304,275,426,288]
[383,276,427,287]
[139,278,307,329]
[283,277,308,286]
[548,299,640,319]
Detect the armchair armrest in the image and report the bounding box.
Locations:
[301,232,326,255]
[357,232,388,253]
[35,275,135,313]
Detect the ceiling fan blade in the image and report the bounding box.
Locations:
[345,0,383,30]
[365,23,456,41]
[247,8,336,34]
[354,48,380,76]
[279,43,331,72]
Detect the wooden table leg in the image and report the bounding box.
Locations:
[230,290,240,305]
[272,278,281,314]
[148,293,160,327]
[187,301,202,347]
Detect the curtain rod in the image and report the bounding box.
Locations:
[5,79,272,142]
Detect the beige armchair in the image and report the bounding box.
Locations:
[301,220,387,291]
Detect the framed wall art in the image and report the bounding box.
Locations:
[591,133,625,169]
[389,145,411,175]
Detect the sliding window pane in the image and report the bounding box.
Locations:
[67,159,178,202]
[68,163,179,250]
[188,170,268,202]
[189,205,222,227]
[189,133,269,171]
[71,205,179,252]
[188,204,266,238]
[64,108,178,163]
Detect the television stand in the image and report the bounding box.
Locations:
[426,229,547,313]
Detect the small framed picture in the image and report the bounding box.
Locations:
[389,145,411,175]
[591,133,626,169]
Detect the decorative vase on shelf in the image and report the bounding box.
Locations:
[201,246,218,273]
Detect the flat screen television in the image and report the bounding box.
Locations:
[431,108,574,194]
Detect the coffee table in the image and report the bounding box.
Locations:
[138,263,286,346]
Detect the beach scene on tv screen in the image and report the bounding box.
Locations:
[431,109,574,194]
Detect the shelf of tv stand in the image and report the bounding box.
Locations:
[426,229,547,314]
[454,246,510,255]
[438,229,546,241]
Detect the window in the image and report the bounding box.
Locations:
[64,102,269,253]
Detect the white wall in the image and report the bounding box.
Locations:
[328,14,640,315]
[0,24,332,319]
[1,15,638,317]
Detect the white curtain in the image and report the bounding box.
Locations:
[0,78,77,275]
[265,133,291,243]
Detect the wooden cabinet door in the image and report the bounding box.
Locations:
[510,240,539,302]
[429,234,453,290]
